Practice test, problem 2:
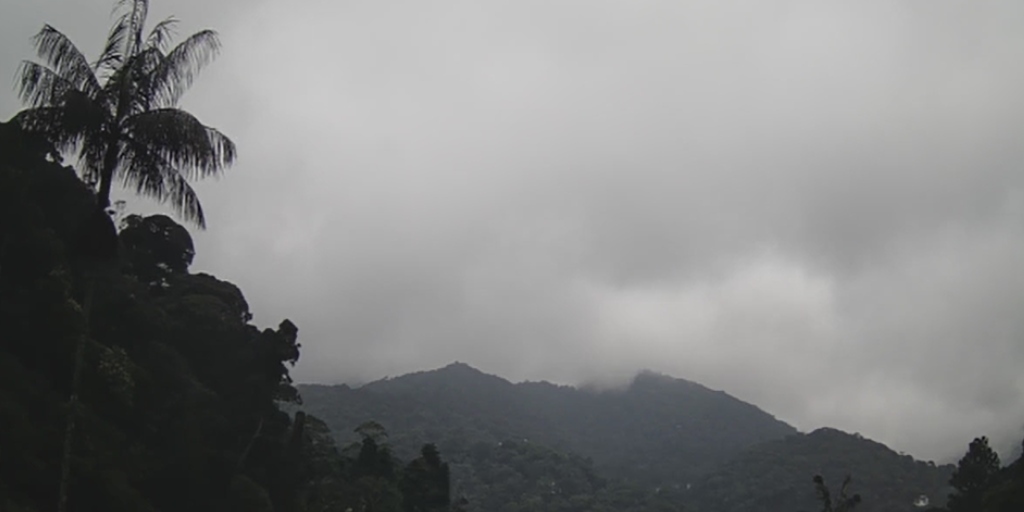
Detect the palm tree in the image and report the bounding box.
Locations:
[12,3,235,510]
[14,0,235,230]
[814,475,863,512]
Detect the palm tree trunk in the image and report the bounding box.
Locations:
[96,33,135,213]
[96,146,120,211]
[56,274,95,512]
[0,233,8,325]
[0,233,8,292]
[235,417,265,471]
[0,167,28,313]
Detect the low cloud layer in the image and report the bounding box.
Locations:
[2,0,1023,463]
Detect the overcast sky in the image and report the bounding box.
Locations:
[3,0,1024,463]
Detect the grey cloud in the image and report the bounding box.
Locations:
[2,0,1024,463]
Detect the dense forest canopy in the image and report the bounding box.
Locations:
[0,119,454,512]
[297,364,1024,512]
[299,364,796,486]
[1,0,453,509]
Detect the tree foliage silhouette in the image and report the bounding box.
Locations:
[11,3,234,510]
[948,436,1001,512]
[13,0,235,229]
[813,474,862,512]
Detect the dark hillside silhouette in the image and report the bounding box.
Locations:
[300,362,796,488]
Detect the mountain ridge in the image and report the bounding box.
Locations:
[296,362,956,512]
[312,362,792,426]
[686,426,955,512]
[309,362,769,399]
[299,362,797,483]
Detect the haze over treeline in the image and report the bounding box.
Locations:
[1,0,1023,466]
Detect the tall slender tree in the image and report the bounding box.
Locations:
[13,0,235,230]
[11,3,234,510]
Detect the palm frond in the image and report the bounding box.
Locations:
[115,0,150,55]
[165,169,205,229]
[13,103,100,155]
[79,131,111,186]
[145,17,178,53]
[12,107,79,151]
[94,11,130,75]
[123,108,235,180]
[17,61,77,107]
[103,44,177,116]
[146,30,221,108]
[120,140,207,228]
[205,127,236,169]
[13,106,110,187]
[103,48,152,115]
[30,25,101,97]
[97,1,153,114]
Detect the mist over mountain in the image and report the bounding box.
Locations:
[302,363,793,481]
[298,363,956,511]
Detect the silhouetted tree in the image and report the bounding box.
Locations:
[948,436,1001,512]
[401,443,451,512]
[11,3,234,509]
[14,0,235,229]
[980,436,1024,512]
[813,474,862,512]
[119,213,195,285]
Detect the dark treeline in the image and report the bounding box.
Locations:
[299,365,1024,512]
[0,120,452,512]
[811,435,1024,512]
[0,0,452,510]
[924,435,1024,512]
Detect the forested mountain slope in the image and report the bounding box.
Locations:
[685,427,954,512]
[299,362,797,488]
[299,364,969,512]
